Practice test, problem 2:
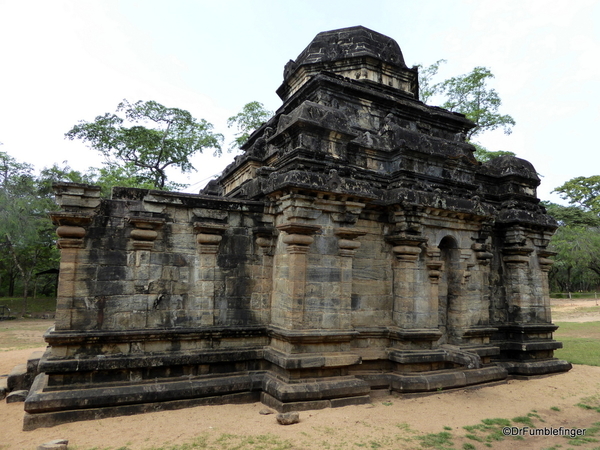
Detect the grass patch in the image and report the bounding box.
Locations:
[0,296,56,316]
[416,431,453,449]
[554,338,600,366]
[553,322,600,366]
[512,415,535,428]
[551,292,600,299]
[576,395,600,413]
[555,321,600,339]
[461,417,533,445]
[104,433,295,450]
[0,318,53,351]
[562,421,600,446]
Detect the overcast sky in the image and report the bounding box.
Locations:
[1,0,599,202]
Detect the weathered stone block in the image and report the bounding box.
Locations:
[36,439,69,450]
[7,389,29,403]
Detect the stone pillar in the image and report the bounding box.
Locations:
[387,234,426,329]
[273,222,321,329]
[467,242,495,344]
[193,222,228,326]
[452,249,475,339]
[426,247,443,329]
[50,183,101,332]
[537,250,556,323]
[252,226,277,324]
[502,247,534,322]
[334,228,366,330]
[51,212,93,331]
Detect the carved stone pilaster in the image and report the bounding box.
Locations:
[277,222,320,254]
[128,216,164,251]
[51,212,93,249]
[390,207,425,236]
[253,226,277,255]
[472,243,493,265]
[194,222,229,254]
[387,233,427,328]
[426,247,443,283]
[387,234,426,262]
[273,222,321,329]
[335,227,366,258]
[502,225,534,266]
[459,250,475,284]
[502,247,534,265]
[538,250,556,272]
[330,201,365,225]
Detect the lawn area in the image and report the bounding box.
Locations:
[0,296,56,318]
[554,321,600,367]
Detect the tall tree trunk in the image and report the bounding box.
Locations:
[8,271,16,297]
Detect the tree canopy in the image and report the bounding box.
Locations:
[66,100,223,190]
[418,61,516,162]
[0,152,61,312]
[435,66,515,140]
[227,101,273,152]
[543,198,600,292]
[552,176,600,213]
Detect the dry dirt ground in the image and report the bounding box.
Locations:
[1,299,600,450]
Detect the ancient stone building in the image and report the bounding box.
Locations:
[24,26,570,430]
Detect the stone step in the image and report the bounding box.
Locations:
[7,363,27,391]
[6,389,28,403]
[0,377,7,400]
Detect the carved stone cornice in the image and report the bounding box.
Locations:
[128,216,165,250]
[425,247,443,282]
[50,212,93,249]
[537,250,557,272]
[386,233,426,261]
[253,226,278,256]
[335,227,366,257]
[502,246,534,265]
[194,222,229,254]
[472,243,493,266]
[277,222,321,254]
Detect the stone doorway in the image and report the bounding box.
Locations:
[438,236,461,345]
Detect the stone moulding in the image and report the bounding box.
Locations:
[23,26,570,430]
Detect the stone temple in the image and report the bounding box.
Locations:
[24,26,570,429]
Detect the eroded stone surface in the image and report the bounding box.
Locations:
[23,26,569,430]
[36,439,68,450]
[276,411,300,425]
[7,389,28,403]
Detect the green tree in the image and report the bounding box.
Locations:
[227,101,273,151]
[543,201,600,227]
[37,161,93,196]
[435,66,515,140]
[0,152,58,313]
[418,63,516,163]
[417,59,446,104]
[552,176,600,214]
[66,99,223,190]
[548,224,600,292]
[84,162,157,197]
[471,143,516,163]
[544,201,600,292]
